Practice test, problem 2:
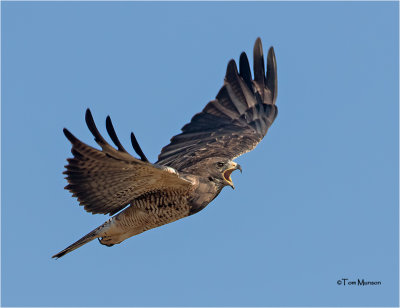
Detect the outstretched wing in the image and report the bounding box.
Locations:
[64,109,192,216]
[157,38,278,171]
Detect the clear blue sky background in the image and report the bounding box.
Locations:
[1,1,398,307]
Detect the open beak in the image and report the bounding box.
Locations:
[223,163,242,189]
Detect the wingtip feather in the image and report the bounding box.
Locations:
[105,115,128,153]
[63,128,78,144]
[85,108,93,126]
[130,132,149,162]
[85,108,108,146]
[85,108,98,138]
[225,59,239,82]
[267,46,278,104]
[253,38,265,84]
[239,52,252,90]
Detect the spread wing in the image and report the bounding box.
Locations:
[63,109,192,216]
[157,38,278,171]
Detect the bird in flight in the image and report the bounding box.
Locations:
[53,38,278,259]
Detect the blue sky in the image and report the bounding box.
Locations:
[1,1,398,307]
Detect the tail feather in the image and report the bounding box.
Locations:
[52,227,100,259]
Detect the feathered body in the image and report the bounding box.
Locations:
[53,38,278,258]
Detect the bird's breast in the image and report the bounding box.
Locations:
[188,179,221,215]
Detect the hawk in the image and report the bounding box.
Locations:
[52,38,278,259]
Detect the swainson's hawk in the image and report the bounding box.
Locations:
[53,38,278,258]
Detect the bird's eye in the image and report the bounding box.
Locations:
[217,162,225,168]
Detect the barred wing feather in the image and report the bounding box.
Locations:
[64,109,192,216]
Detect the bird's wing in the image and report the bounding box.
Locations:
[63,109,192,216]
[157,38,278,171]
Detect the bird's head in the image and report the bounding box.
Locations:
[203,157,242,189]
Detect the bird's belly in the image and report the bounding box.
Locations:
[118,194,191,232]
[99,203,190,246]
[143,204,190,230]
[98,192,192,246]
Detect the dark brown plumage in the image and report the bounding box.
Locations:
[157,38,277,171]
[53,38,278,259]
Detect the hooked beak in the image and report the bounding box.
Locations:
[223,163,242,189]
